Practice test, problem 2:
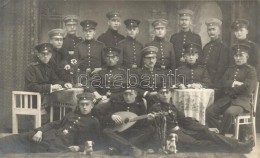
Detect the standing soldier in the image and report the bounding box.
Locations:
[97,11,125,47]
[118,19,143,68]
[202,18,229,86]
[62,15,83,62]
[170,9,202,68]
[146,19,176,70]
[76,20,105,75]
[230,19,260,79]
[48,28,70,82]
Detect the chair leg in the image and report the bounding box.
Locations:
[35,114,41,128]
[50,106,53,122]
[12,114,18,134]
[235,118,240,140]
[252,118,256,145]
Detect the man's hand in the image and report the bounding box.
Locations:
[51,84,62,92]
[208,128,219,134]
[91,68,102,74]
[32,131,43,143]
[111,115,123,125]
[68,146,80,152]
[64,64,71,70]
[232,81,244,87]
[64,83,73,89]
[147,113,156,120]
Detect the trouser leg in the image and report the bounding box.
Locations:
[206,97,231,128]
[220,106,244,135]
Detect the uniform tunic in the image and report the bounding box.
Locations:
[176,64,211,88]
[146,37,176,70]
[0,112,100,153]
[25,59,65,94]
[230,39,260,79]
[170,30,202,67]
[97,28,125,47]
[202,39,229,85]
[62,34,83,63]
[92,66,126,96]
[75,39,106,71]
[117,36,143,68]
[149,101,248,152]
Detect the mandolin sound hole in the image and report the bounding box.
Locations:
[124,118,129,123]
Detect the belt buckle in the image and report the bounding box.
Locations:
[68,51,74,55]
[161,65,166,69]
[132,64,137,68]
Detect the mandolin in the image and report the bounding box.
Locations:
[109,111,167,132]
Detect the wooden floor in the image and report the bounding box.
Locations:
[0,133,259,158]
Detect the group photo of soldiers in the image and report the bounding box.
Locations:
[0,0,259,157]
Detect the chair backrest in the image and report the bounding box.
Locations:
[251,82,259,115]
[12,91,41,110]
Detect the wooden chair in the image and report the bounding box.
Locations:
[234,82,259,144]
[12,91,41,134]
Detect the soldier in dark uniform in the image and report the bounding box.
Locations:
[48,28,70,82]
[134,46,172,110]
[76,20,105,75]
[206,44,257,140]
[230,19,260,80]
[0,93,100,153]
[97,11,125,47]
[25,43,73,123]
[62,15,83,63]
[92,86,154,157]
[146,19,176,70]
[118,19,143,68]
[176,42,211,88]
[148,83,254,153]
[202,18,229,86]
[170,9,202,68]
[92,47,126,98]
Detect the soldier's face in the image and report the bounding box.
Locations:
[83,29,95,40]
[143,55,157,69]
[207,25,220,40]
[234,52,248,65]
[184,53,198,65]
[154,27,166,38]
[126,27,139,39]
[123,90,137,104]
[234,28,248,40]
[158,90,171,103]
[79,100,94,115]
[65,23,77,35]
[50,37,63,49]
[179,16,192,30]
[105,56,119,66]
[108,18,121,31]
[37,52,52,64]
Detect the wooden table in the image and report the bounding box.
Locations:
[172,89,214,125]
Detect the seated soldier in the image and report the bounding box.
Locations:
[148,83,254,153]
[206,44,257,140]
[92,85,154,157]
[0,93,100,153]
[25,43,73,123]
[91,47,126,100]
[134,46,172,110]
[176,42,211,89]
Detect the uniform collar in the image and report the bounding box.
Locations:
[106,65,119,70]
[85,39,95,44]
[142,66,154,72]
[107,28,119,35]
[126,36,136,41]
[154,36,166,42]
[210,38,221,43]
[185,63,199,69]
[180,29,192,34]
[236,38,249,43]
[67,34,77,38]
[236,63,248,69]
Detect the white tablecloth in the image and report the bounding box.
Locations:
[172,89,214,125]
